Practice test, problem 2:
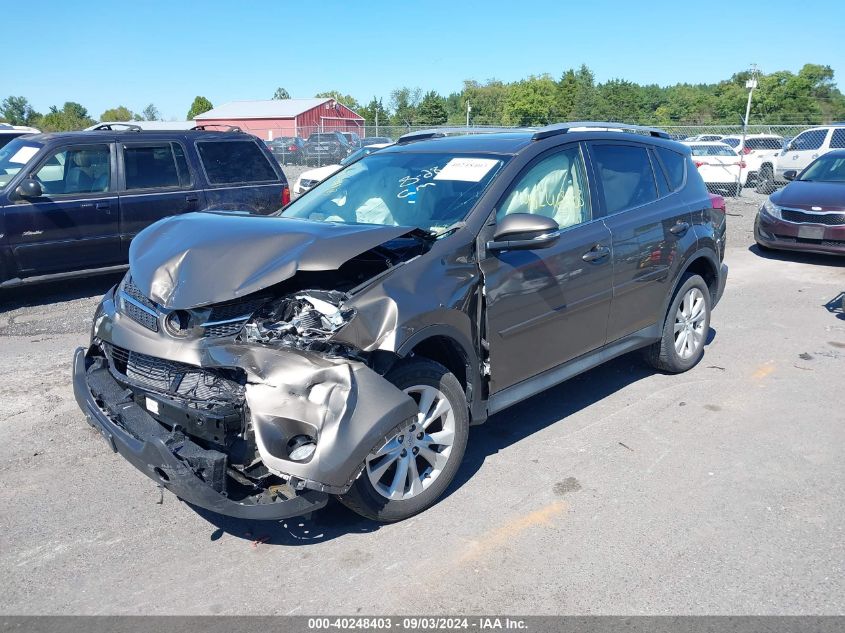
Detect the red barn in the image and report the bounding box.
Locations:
[194,98,364,141]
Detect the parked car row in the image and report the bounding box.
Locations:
[264,132,394,166]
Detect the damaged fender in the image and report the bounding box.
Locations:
[212,346,419,493]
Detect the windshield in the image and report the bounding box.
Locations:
[689,145,736,156]
[721,138,740,147]
[0,138,43,189]
[800,154,845,182]
[280,151,507,233]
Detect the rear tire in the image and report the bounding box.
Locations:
[644,273,711,373]
[338,358,469,522]
[756,165,776,194]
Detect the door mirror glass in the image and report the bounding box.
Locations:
[16,177,42,198]
[783,170,798,181]
[488,213,560,251]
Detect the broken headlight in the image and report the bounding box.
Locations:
[242,290,355,351]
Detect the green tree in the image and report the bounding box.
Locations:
[1,96,40,126]
[416,91,448,125]
[389,87,422,125]
[100,105,135,122]
[38,102,96,131]
[359,97,390,126]
[503,75,560,126]
[273,87,291,99]
[315,91,362,112]
[141,103,160,121]
[187,96,213,120]
[460,80,509,125]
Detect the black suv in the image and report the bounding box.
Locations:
[302,131,352,165]
[0,125,288,287]
[74,122,727,522]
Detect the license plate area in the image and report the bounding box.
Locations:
[798,225,825,240]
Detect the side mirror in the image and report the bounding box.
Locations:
[783,170,798,181]
[487,213,560,251]
[15,178,43,199]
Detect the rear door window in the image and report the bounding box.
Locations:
[745,137,783,151]
[590,144,658,214]
[123,143,189,190]
[196,140,278,184]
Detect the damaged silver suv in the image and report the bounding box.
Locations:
[74,123,728,522]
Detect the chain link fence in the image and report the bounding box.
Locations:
[264,121,835,195]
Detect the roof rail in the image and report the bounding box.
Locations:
[191,124,242,132]
[532,121,671,140]
[91,123,142,132]
[397,126,524,144]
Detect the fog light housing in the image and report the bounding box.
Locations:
[288,435,317,462]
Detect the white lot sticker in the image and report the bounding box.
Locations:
[145,397,160,415]
[434,158,499,182]
[10,146,39,164]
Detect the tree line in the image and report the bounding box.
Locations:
[4,64,843,132]
[298,63,845,128]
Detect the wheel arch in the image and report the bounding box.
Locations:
[395,325,482,420]
[662,249,721,320]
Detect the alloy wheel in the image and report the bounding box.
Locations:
[674,287,707,359]
[365,385,456,500]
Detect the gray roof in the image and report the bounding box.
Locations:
[195,99,352,120]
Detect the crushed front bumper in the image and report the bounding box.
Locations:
[73,347,328,520]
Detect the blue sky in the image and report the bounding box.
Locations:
[8,0,844,121]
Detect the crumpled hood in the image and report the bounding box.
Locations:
[129,212,409,309]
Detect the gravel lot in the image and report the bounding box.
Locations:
[1,188,843,615]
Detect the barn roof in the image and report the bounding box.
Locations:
[195,98,361,120]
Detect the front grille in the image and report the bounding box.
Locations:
[124,276,156,309]
[781,209,845,225]
[121,276,159,332]
[202,299,265,339]
[123,300,159,332]
[105,344,245,403]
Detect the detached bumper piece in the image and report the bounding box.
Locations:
[72,348,328,520]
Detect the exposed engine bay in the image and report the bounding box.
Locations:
[242,290,356,354]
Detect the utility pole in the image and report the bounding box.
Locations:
[738,63,759,197]
[375,109,379,137]
[466,101,471,127]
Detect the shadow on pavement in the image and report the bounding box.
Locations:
[748,243,845,267]
[0,272,123,313]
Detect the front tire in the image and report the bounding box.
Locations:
[644,273,711,373]
[339,358,469,522]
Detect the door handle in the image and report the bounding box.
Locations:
[95,202,110,210]
[581,245,610,262]
[669,221,690,236]
[186,195,199,203]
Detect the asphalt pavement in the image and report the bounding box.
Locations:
[0,189,843,615]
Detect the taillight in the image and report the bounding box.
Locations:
[694,161,706,168]
[742,147,752,154]
[288,145,297,151]
[738,160,747,169]
[281,186,291,206]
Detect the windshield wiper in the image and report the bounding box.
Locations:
[430,221,467,239]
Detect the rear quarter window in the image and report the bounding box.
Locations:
[196,140,278,185]
[656,147,686,191]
